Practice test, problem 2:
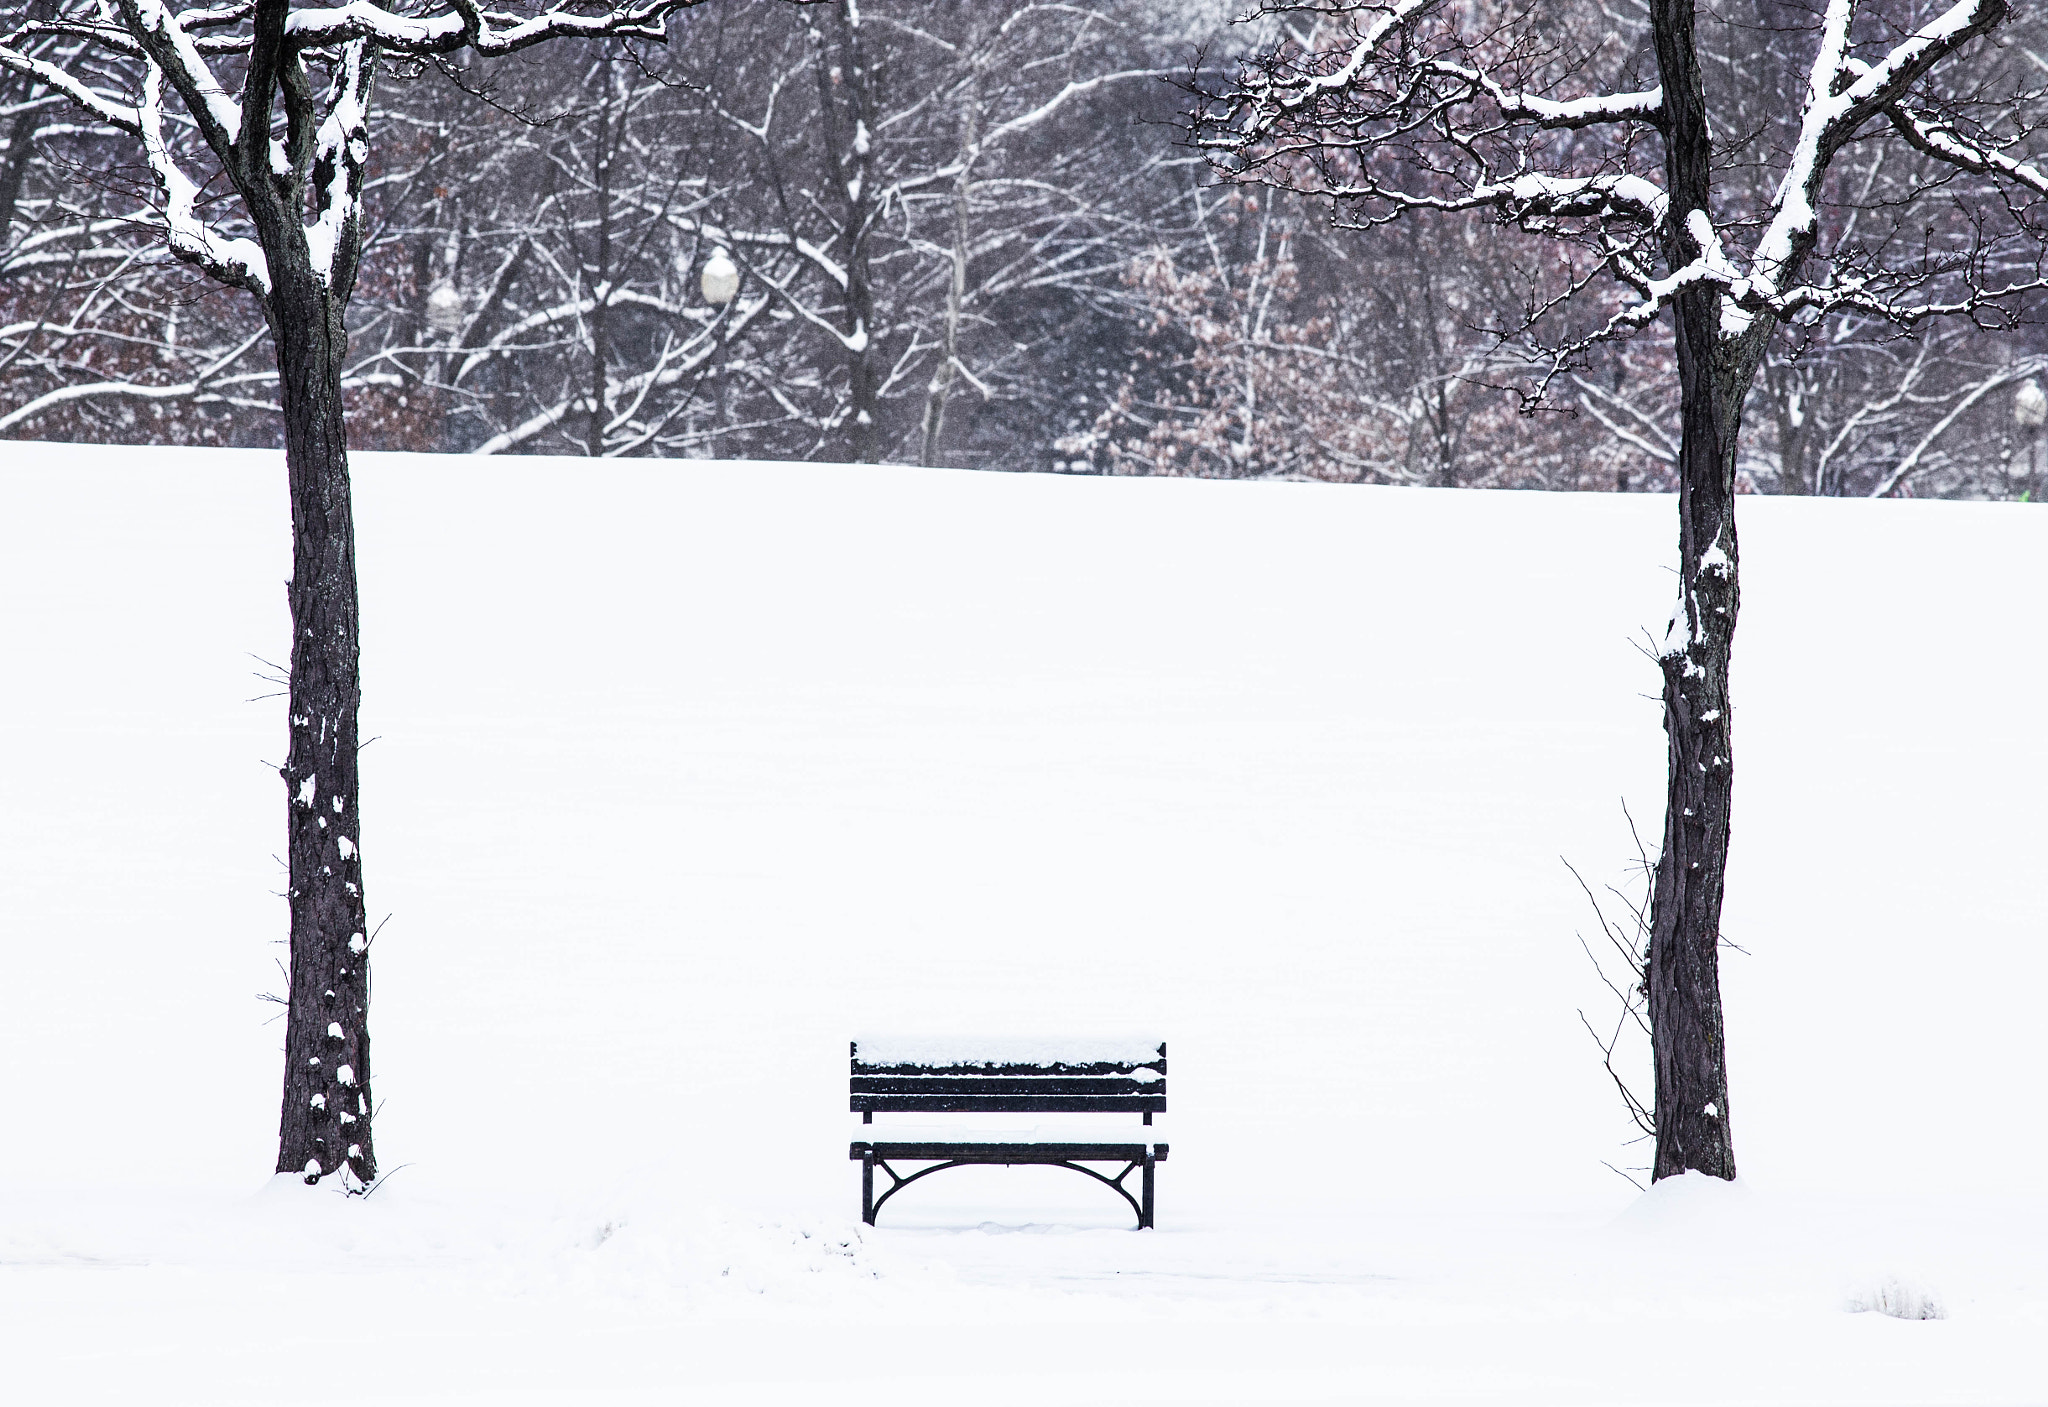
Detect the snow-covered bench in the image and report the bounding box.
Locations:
[848,1037,1168,1229]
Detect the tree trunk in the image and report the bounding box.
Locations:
[816,0,880,463]
[0,0,58,240]
[0,106,41,242]
[269,262,377,1187]
[1761,362,1813,495]
[1647,0,1738,1182]
[918,103,975,468]
[587,67,615,458]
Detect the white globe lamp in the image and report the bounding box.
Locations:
[700,249,740,307]
[425,281,464,338]
[2014,378,2046,431]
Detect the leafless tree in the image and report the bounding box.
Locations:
[663,0,1185,466]
[0,0,715,1189]
[12,3,2044,500]
[1197,0,2048,1180]
[1,17,273,440]
[331,49,789,458]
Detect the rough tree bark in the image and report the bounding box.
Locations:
[269,270,375,1184]
[234,0,377,1183]
[1646,0,1739,1183]
[1641,0,1985,1179]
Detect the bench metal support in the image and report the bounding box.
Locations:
[853,1144,1163,1229]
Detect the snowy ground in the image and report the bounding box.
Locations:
[1,444,2043,1404]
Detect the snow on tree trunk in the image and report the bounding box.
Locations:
[270,264,377,1187]
[1645,0,1738,1183]
[1648,317,1740,1183]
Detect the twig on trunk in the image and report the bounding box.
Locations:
[1566,832,1656,1156]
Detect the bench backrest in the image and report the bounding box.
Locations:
[850,1038,1167,1115]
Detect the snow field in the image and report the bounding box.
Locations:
[1,444,2044,1403]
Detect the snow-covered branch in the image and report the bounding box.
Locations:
[135,56,268,289]
[0,323,267,429]
[281,0,677,56]
[1,0,711,304]
[1880,96,2048,199]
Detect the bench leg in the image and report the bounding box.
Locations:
[1140,1152,1156,1230]
[861,1150,876,1226]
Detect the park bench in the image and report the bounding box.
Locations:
[848,1037,1168,1229]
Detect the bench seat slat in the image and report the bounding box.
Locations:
[852,1036,1163,1068]
[851,1142,1168,1163]
[851,1040,1165,1116]
[852,1120,1163,1142]
[852,1076,1158,1097]
[852,1093,1165,1113]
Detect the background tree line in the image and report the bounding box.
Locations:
[4,0,2046,500]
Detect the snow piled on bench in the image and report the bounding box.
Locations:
[853,1035,1163,1068]
[850,1122,1164,1144]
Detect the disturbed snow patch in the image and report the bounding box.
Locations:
[1846,1275,1946,1320]
[541,1204,890,1305]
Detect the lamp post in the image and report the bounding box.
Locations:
[2014,378,2045,500]
[700,249,739,307]
[696,250,740,455]
[425,281,464,340]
